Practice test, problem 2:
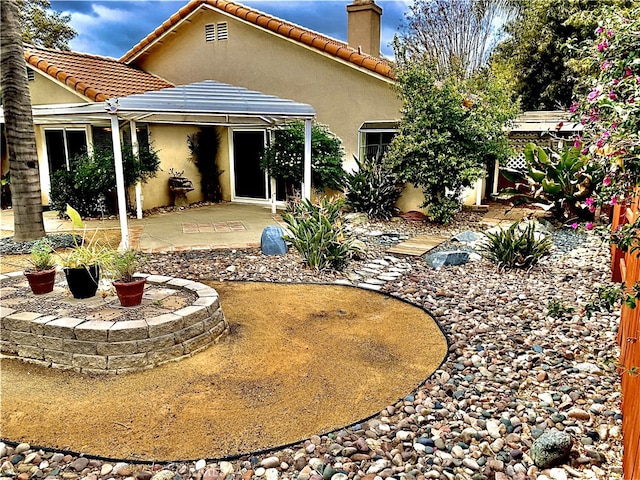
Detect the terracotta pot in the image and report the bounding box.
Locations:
[24,269,57,295]
[113,277,147,307]
[64,265,100,299]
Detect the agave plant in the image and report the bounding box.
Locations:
[345,155,402,220]
[500,143,603,221]
[479,220,553,270]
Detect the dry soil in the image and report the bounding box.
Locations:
[0,281,447,461]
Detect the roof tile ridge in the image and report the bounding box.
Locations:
[120,0,203,63]
[23,49,106,102]
[120,0,394,79]
[207,0,394,78]
[25,43,122,63]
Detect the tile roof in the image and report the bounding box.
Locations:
[120,0,395,80]
[24,45,174,102]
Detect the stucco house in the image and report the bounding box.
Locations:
[2,0,409,213]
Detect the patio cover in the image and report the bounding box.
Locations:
[0,80,316,249]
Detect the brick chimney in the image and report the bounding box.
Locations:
[346,0,382,57]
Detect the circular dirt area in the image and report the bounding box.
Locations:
[0,282,447,461]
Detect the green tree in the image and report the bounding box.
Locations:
[18,0,77,50]
[261,121,345,194]
[491,0,632,110]
[385,61,518,224]
[1,0,46,241]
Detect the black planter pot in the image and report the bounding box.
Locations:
[64,265,100,299]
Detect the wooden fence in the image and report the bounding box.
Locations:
[610,201,640,479]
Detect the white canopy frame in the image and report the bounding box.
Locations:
[1,81,316,250]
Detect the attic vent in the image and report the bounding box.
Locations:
[216,22,228,41]
[26,68,35,81]
[205,23,216,42]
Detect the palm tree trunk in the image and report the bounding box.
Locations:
[1,0,46,241]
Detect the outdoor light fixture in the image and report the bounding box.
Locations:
[105,98,119,113]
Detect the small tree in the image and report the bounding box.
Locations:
[261,121,345,195]
[385,61,517,223]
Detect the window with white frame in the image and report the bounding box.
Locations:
[44,128,88,173]
[358,121,399,161]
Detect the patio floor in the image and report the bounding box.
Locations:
[0,202,285,252]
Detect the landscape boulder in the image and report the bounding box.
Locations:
[424,250,470,268]
[260,226,288,255]
[530,430,573,469]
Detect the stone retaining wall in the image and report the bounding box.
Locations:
[0,273,228,374]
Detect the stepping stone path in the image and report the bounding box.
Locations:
[335,256,413,291]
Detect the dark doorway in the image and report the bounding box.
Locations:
[233,130,266,199]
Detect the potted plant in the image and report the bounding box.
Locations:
[24,238,57,294]
[61,205,109,299]
[106,249,147,307]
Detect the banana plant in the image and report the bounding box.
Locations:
[500,143,604,220]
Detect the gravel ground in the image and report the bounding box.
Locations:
[0,211,623,480]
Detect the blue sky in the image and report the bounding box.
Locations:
[50,0,410,60]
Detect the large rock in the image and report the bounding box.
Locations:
[424,250,470,268]
[260,226,288,255]
[530,430,573,469]
[344,212,369,226]
[453,230,480,243]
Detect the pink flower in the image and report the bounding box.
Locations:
[588,88,601,101]
[624,68,633,78]
[589,205,596,213]
[585,197,594,206]
[595,26,604,34]
[607,30,613,37]
[586,222,594,230]
[603,176,612,186]
[597,40,609,51]
[596,138,606,148]
[601,61,611,71]
[611,197,618,205]
[609,91,617,100]
[581,147,589,155]
[571,222,579,229]
[569,102,579,113]
[574,138,582,149]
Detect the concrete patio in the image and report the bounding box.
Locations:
[0,203,285,252]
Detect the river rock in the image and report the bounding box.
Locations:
[530,431,573,469]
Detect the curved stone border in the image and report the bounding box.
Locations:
[0,273,228,374]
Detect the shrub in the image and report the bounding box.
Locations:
[345,155,402,220]
[500,143,603,221]
[49,144,160,218]
[385,61,517,224]
[261,122,346,195]
[479,220,553,270]
[49,154,112,218]
[188,127,223,202]
[281,197,359,270]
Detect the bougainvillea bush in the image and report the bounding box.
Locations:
[574,6,640,208]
